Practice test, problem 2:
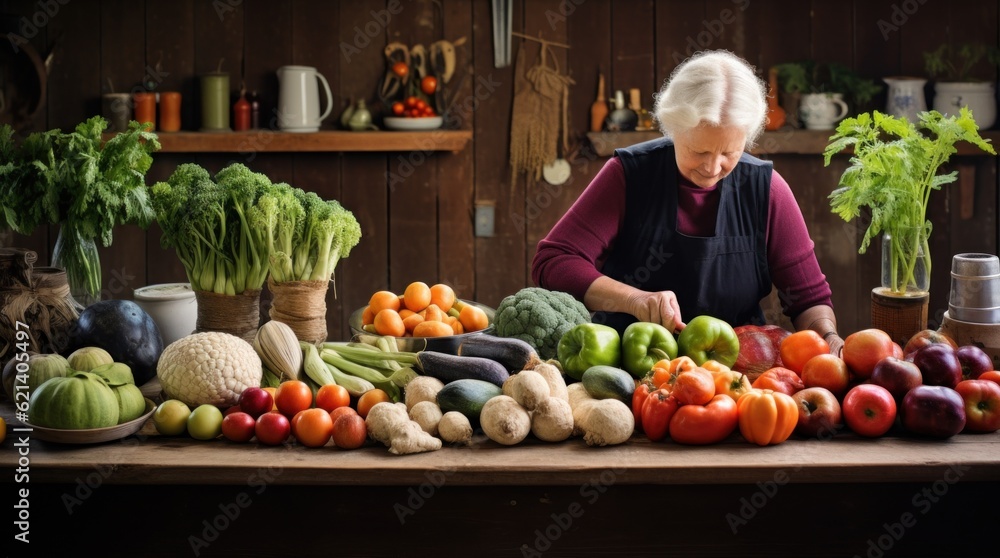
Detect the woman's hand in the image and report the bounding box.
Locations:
[826,333,844,358]
[627,290,686,333]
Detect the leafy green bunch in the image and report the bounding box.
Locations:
[823,108,995,293]
[0,117,159,243]
[151,163,361,295]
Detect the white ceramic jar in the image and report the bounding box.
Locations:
[133,283,197,347]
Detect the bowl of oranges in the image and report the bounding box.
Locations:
[349,281,495,354]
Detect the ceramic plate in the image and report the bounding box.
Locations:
[384,116,443,131]
[24,398,156,444]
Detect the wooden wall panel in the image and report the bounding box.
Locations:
[2,0,998,337]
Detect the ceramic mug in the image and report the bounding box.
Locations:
[799,92,849,130]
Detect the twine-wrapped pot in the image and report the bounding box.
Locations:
[0,248,80,360]
[194,289,262,343]
[267,277,329,344]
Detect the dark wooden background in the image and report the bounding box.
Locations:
[1,0,997,340]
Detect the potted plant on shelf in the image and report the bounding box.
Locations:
[775,61,881,130]
[823,108,995,339]
[924,42,1000,129]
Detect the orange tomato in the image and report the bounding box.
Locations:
[779,330,830,375]
[403,281,432,312]
[752,367,805,396]
[274,380,313,418]
[262,387,279,411]
[421,303,445,323]
[357,388,391,418]
[712,369,753,401]
[361,305,375,326]
[420,76,438,95]
[429,284,456,312]
[671,368,716,406]
[332,412,368,449]
[979,370,1000,386]
[650,366,673,389]
[374,309,406,337]
[369,290,401,314]
[667,356,699,375]
[445,316,465,335]
[800,353,851,398]
[391,101,405,116]
[314,384,351,413]
[391,61,409,78]
[402,312,424,333]
[458,304,489,332]
[412,320,454,338]
[293,408,334,448]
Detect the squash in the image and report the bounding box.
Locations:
[581,365,635,404]
[28,371,120,429]
[435,379,503,425]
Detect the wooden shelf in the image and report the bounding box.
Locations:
[104,129,473,153]
[587,129,1000,157]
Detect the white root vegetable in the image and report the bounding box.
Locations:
[480,395,531,446]
[530,397,574,442]
[579,399,634,447]
[388,420,442,455]
[409,400,444,436]
[404,376,445,411]
[438,411,473,444]
[365,401,410,445]
[504,369,550,411]
[532,362,569,402]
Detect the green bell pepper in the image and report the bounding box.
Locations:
[676,315,740,368]
[557,323,621,380]
[621,321,678,378]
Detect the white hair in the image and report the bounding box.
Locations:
[653,50,768,148]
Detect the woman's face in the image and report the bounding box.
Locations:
[673,123,747,188]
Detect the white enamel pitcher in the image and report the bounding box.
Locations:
[277,65,333,132]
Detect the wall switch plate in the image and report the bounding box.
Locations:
[474,202,495,237]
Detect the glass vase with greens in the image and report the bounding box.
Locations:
[823,108,995,296]
[0,117,160,306]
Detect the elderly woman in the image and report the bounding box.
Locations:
[531,50,843,354]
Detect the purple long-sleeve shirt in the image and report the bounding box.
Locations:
[531,156,833,321]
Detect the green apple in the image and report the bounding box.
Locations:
[187,404,224,440]
[153,399,191,436]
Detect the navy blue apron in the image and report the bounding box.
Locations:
[593,137,772,335]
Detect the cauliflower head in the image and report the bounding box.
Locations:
[157,332,263,407]
[493,287,591,360]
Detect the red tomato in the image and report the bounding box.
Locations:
[420,75,438,95]
[404,96,418,109]
[641,388,679,442]
[315,384,350,413]
[391,101,405,116]
[274,380,312,418]
[391,61,409,78]
[955,379,1000,432]
[631,382,653,432]
[671,368,716,406]
[422,105,436,116]
[415,99,427,111]
[669,394,738,445]
[357,388,391,418]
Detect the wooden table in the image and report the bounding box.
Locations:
[2,401,997,557]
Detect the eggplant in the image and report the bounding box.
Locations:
[457,335,540,372]
[65,300,164,386]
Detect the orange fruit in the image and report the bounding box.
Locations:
[403,281,432,312]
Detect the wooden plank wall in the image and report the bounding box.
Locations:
[1,0,997,338]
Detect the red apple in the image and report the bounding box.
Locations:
[239,386,275,419]
[912,344,963,388]
[954,379,1000,433]
[870,356,923,403]
[891,342,904,359]
[842,328,895,379]
[221,411,257,442]
[901,385,966,438]
[255,411,291,446]
[791,387,843,437]
[902,329,958,359]
[955,345,994,380]
[841,384,897,437]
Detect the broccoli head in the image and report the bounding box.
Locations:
[493,287,591,360]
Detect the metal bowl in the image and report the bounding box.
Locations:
[348,300,496,354]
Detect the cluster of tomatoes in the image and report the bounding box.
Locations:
[391,95,438,118]
[634,327,1000,447]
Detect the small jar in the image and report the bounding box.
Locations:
[133,283,198,346]
[233,93,251,131]
[132,92,156,130]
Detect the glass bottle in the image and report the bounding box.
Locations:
[629,88,653,131]
[607,90,638,132]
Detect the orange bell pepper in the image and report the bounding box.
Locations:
[736,389,799,446]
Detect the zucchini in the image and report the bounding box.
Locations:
[581,365,635,404]
[436,379,503,425]
[457,335,541,372]
[416,351,509,387]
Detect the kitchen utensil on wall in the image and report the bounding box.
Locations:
[277,65,333,133]
[492,0,513,68]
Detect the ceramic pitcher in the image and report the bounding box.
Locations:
[799,93,849,130]
[277,65,333,132]
[884,77,927,122]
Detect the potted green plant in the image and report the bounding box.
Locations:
[823,108,995,298]
[0,117,159,306]
[924,42,1000,128]
[776,61,881,129]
